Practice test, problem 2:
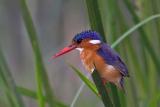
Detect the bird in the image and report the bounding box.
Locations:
[51,30,129,90]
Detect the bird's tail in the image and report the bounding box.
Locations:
[117,77,125,93]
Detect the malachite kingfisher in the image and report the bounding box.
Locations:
[51,30,129,90]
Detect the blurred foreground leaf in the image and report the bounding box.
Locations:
[19,0,57,107]
[0,48,24,107]
[69,64,98,96]
[16,87,68,107]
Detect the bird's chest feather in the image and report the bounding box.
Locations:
[80,49,121,81]
[80,49,108,73]
[80,49,95,72]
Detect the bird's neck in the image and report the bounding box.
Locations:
[79,48,100,73]
[79,48,96,62]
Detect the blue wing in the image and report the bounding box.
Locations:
[97,43,129,77]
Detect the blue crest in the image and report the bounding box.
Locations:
[73,30,102,42]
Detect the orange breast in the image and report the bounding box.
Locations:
[80,49,122,83]
[80,49,95,72]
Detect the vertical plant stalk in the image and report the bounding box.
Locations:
[0,48,24,107]
[85,0,106,42]
[92,69,113,107]
[85,0,114,106]
[19,0,55,107]
[103,1,127,106]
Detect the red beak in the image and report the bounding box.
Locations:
[50,44,77,60]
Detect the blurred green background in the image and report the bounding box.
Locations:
[0,0,160,107]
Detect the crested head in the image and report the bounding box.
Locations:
[51,30,103,59]
[72,30,103,51]
[72,30,102,44]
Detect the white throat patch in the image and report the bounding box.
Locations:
[76,48,84,53]
[89,40,101,44]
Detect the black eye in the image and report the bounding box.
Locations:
[77,39,82,44]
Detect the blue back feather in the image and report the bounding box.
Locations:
[97,43,129,77]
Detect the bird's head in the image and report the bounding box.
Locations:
[51,30,102,59]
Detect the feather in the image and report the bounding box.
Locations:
[97,43,129,77]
